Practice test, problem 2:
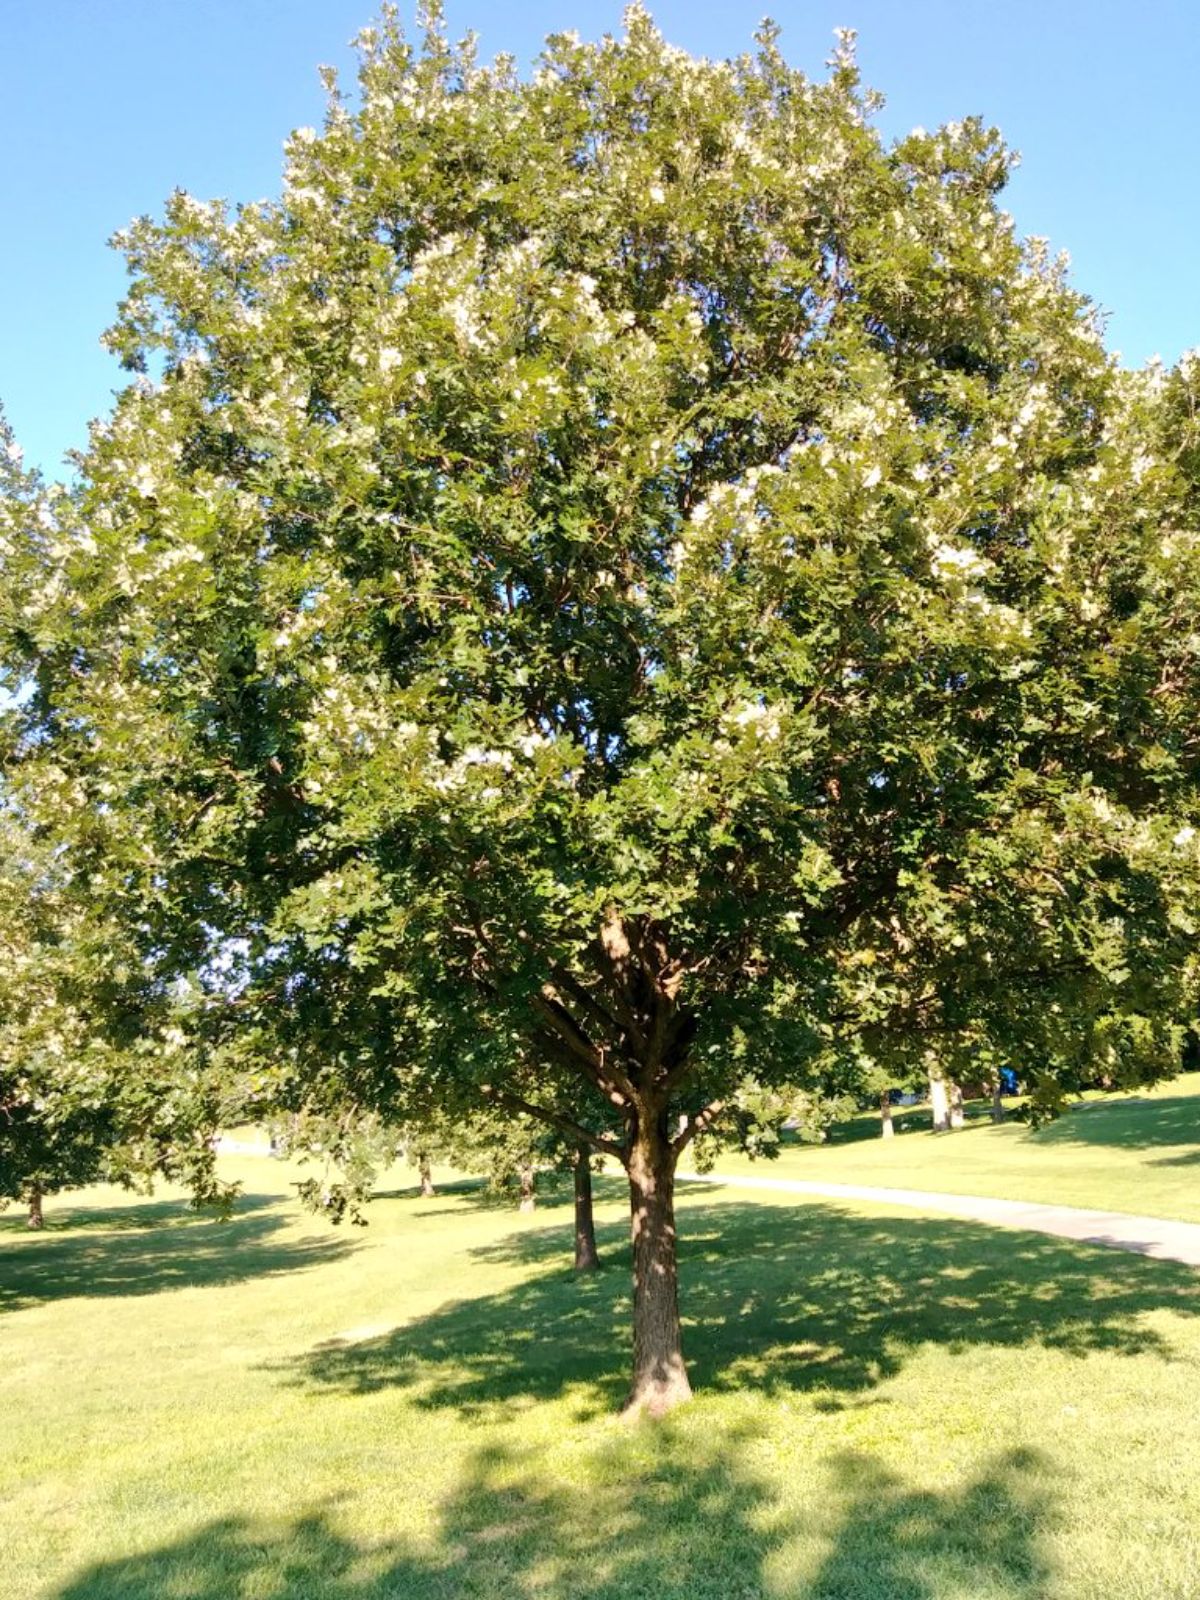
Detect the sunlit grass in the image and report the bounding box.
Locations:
[4,1142,1200,1599]
[696,1071,1200,1223]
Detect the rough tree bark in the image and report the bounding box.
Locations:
[573,1144,600,1272]
[880,1092,894,1139]
[27,1184,44,1230]
[417,1153,435,1198]
[519,1161,536,1213]
[484,912,704,1415]
[623,1105,692,1418]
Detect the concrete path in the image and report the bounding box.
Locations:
[677,1171,1200,1269]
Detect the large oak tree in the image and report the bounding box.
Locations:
[5,9,1200,1412]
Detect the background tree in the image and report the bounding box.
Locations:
[5,9,1200,1414]
[0,797,233,1226]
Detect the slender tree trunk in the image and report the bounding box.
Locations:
[573,1145,600,1272]
[949,1081,965,1130]
[991,1079,1006,1124]
[623,1110,692,1418]
[27,1184,44,1230]
[929,1072,950,1133]
[519,1161,536,1213]
[417,1153,435,1199]
[880,1092,894,1139]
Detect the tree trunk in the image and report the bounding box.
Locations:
[929,1072,950,1133]
[27,1184,44,1230]
[880,1092,894,1139]
[949,1081,965,1130]
[573,1145,600,1272]
[417,1153,435,1198]
[623,1112,692,1418]
[519,1161,536,1213]
[991,1079,1006,1124]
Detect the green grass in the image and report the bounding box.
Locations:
[694,1071,1200,1223]
[4,1142,1200,1599]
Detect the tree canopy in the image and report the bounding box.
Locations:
[4,6,1200,1410]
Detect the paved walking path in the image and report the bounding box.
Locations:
[677,1171,1200,1269]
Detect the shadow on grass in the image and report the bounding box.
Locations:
[278,1197,1200,1421]
[371,1175,550,1215]
[50,1434,1052,1600]
[1031,1093,1200,1155]
[0,1199,354,1314]
[0,1191,279,1237]
[372,1171,608,1216]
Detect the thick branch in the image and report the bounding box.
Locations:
[582,941,650,1057]
[456,913,633,1107]
[529,1026,629,1111]
[531,993,634,1107]
[481,1084,625,1161]
[540,970,638,1099]
[672,1097,727,1156]
[660,1016,701,1092]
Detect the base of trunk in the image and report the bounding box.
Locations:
[27,1187,44,1230]
[620,1363,694,1420]
[880,1094,894,1139]
[518,1162,536,1213]
[417,1155,435,1199]
[625,1118,691,1419]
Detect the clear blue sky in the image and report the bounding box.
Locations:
[3,0,1198,478]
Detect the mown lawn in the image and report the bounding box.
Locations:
[4,1142,1200,1600]
[696,1071,1200,1222]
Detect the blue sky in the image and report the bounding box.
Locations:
[3,1,1198,478]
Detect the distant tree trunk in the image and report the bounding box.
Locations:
[991,1079,1006,1124]
[27,1184,44,1230]
[519,1161,536,1213]
[880,1093,894,1139]
[949,1081,965,1130]
[929,1072,950,1133]
[623,1109,692,1418]
[573,1145,600,1271]
[417,1153,435,1198]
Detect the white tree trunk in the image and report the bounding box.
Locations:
[929,1073,950,1133]
[949,1081,965,1129]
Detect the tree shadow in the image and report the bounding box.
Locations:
[371,1175,559,1215]
[0,1191,278,1236]
[372,1172,628,1219]
[278,1198,1200,1421]
[429,1172,629,1240]
[369,1175,492,1208]
[806,1447,1051,1599]
[48,1432,1053,1600]
[0,1202,354,1314]
[1031,1094,1200,1153]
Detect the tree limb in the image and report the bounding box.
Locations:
[481,1083,626,1161]
[672,1097,727,1155]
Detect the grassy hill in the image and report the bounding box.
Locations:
[694,1072,1200,1223]
[4,1127,1200,1599]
